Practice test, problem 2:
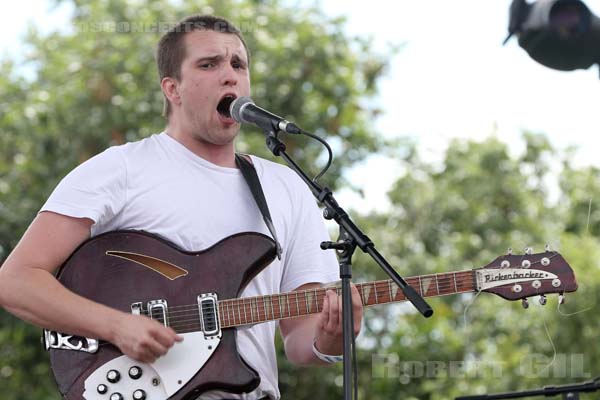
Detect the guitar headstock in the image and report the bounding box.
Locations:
[475,248,578,306]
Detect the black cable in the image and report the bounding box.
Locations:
[299,129,333,182]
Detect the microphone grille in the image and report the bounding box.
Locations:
[230,96,254,123]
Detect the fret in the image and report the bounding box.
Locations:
[224,301,229,326]
[374,282,379,304]
[250,297,255,323]
[254,297,260,322]
[314,288,319,312]
[262,296,269,321]
[359,285,366,305]
[388,281,392,303]
[232,301,236,325]
[453,272,458,293]
[391,281,399,301]
[435,274,440,295]
[270,296,275,320]
[278,295,285,320]
[364,284,369,304]
[295,292,300,316]
[305,291,310,314]
[287,294,291,317]
[237,300,241,325]
[418,276,423,296]
[242,298,248,324]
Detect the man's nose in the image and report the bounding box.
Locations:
[221,64,238,86]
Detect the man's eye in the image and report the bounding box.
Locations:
[200,63,214,69]
[232,62,245,69]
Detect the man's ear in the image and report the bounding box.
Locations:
[161,77,181,106]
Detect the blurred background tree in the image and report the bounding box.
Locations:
[1,0,599,399]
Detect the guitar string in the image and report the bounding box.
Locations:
[152,272,477,314]
[164,290,511,331]
[158,253,562,314]
[86,266,567,345]
[158,277,476,319]
[150,274,559,328]
[161,289,484,332]
[532,288,558,378]
[91,282,556,333]
[141,263,565,329]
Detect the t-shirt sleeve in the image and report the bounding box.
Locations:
[40,146,127,233]
[279,174,340,293]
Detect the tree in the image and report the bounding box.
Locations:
[0,0,388,398]
[349,134,600,399]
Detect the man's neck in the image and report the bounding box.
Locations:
[165,125,236,169]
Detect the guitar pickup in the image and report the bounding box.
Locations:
[198,293,220,337]
[131,299,169,327]
[43,330,99,353]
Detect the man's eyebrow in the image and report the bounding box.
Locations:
[231,54,248,65]
[194,55,223,64]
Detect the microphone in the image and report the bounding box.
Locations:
[229,97,301,134]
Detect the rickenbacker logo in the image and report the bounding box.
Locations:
[484,270,546,283]
[475,268,557,290]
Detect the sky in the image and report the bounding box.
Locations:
[1,0,599,212]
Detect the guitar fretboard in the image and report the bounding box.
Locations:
[216,270,475,329]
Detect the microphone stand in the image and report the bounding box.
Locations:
[455,376,600,400]
[260,129,434,400]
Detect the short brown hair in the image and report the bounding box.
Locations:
[156,15,250,118]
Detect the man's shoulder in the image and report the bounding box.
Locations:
[250,155,300,182]
[118,132,164,154]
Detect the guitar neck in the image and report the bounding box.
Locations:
[216,270,476,329]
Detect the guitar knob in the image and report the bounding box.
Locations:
[129,366,143,380]
[106,369,121,383]
[522,298,529,309]
[109,393,124,400]
[133,389,147,400]
[97,384,108,394]
[539,295,547,306]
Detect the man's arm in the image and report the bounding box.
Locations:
[0,211,181,363]
[279,282,363,366]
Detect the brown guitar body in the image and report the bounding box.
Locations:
[49,230,277,399]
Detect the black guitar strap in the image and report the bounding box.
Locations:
[235,153,283,260]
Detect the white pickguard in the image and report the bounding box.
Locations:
[83,331,221,399]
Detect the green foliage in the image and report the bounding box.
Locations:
[349,134,600,399]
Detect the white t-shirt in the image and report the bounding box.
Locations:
[41,132,340,400]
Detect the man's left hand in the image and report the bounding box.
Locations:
[314,283,363,356]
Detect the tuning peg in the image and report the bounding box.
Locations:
[507,247,513,255]
[558,294,566,305]
[522,298,529,309]
[524,247,533,255]
[539,295,547,306]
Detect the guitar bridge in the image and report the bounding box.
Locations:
[43,330,99,353]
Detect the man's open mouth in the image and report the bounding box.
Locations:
[216,94,237,118]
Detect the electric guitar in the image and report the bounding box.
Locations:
[45,230,578,399]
